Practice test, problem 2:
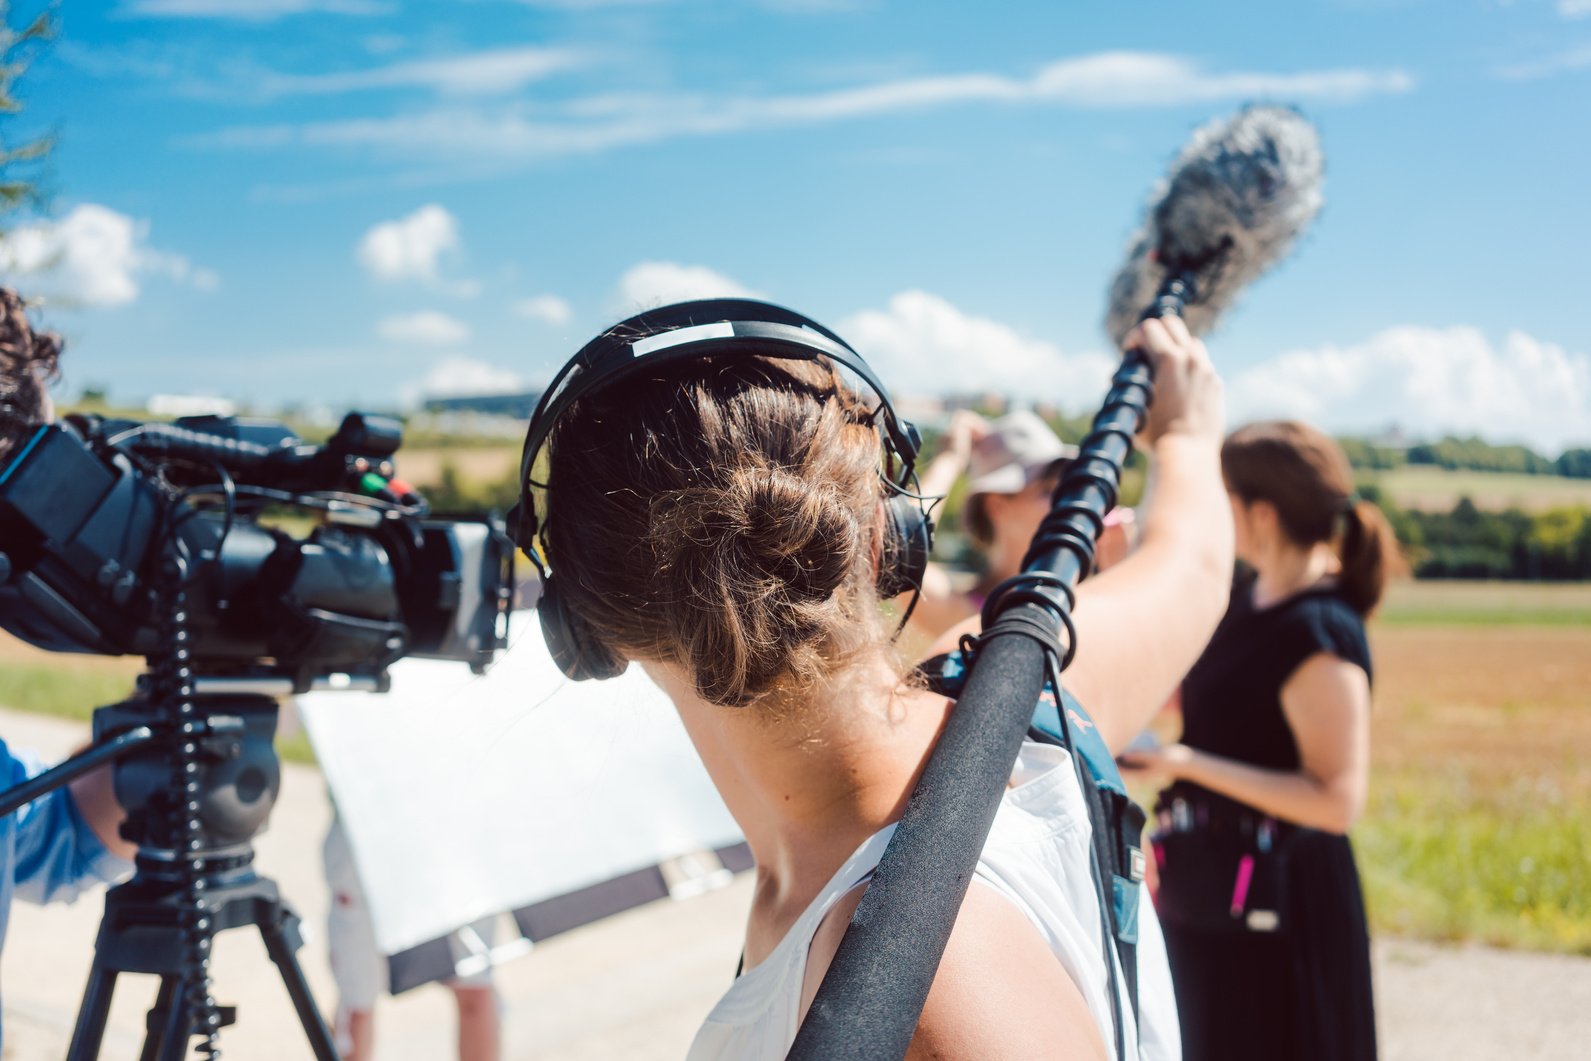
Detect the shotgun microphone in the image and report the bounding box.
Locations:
[1104,104,1324,346]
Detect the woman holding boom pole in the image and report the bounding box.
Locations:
[517,301,1231,1060]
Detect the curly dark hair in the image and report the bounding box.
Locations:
[0,287,63,460]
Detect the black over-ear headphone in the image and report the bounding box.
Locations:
[507,298,933,683]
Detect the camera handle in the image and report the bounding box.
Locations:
[0,724,158,819]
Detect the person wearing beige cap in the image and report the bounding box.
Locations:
[902,409,1134,643]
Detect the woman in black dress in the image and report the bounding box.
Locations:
[1122,420,1400,1061]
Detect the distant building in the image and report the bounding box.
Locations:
[1369,424,1413,451]
[147,394,237,417]
[421,391,541,419]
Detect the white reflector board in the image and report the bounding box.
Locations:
[296,619,742,956]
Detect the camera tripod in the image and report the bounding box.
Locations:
[1,685,341,1061]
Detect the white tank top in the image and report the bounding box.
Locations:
[685,740,1181,1061]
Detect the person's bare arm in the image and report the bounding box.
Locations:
[1063,441,1229,753]
[1121,652,1371,833]
[929,316,1231,755]
[801,884,1108,1060]
[68,755,136,861]
[915,411,989,502]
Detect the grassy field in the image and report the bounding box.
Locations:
[394,445,519,489]
[0,638,317,765]
[1359,617,1591,954]
[1376,579,1591,626]
[1363,466,1591,512]
[1,580,1587,951]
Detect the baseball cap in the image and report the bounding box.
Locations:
[966,410,1079,495]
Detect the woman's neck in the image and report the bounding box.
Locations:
[643,651,953,962]
[1249,540,1338,609]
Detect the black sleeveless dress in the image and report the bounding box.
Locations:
[1157,576,1378,1061]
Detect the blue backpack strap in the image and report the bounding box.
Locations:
[1029,688,1127,798]
[1030,686,1146,1023]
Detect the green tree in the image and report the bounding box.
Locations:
[1338,436,1405,471]
[1528,506,1591,579]
[1555,448,1591,480]
[0,4,54,218]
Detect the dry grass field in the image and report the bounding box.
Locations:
[1363,466,1591,512]
[393,444,519,488]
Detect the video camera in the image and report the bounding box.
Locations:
[0,409,513,687]
[0,407,514,1059]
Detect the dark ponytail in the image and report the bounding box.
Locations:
[1338,499,1401,616]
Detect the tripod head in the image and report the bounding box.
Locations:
[95,688,281,864]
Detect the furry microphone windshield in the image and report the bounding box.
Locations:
[1104,104,1324,347]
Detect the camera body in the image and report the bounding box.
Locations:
[0,410,512,688]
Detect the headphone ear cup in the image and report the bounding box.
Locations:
[876,493,933,600]
[537,576,626,682]
[504,500,537,556]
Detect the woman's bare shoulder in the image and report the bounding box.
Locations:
[799,882,1107,1060]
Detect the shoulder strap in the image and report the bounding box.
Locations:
[1041,691,1143,1027]
[927,651,1144,1031]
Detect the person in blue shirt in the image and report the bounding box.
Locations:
[0,288,137,1046]
[0,740,135,1046]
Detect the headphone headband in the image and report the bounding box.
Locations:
[515,299,921,567]
[513,298,935,681]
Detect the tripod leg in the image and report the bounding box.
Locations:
[66,964,119,1061]
[154,979,191,1061]
[139,977,179,1061]
[258,908,340,1061]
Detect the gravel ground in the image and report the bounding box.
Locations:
[3,708,1587,1060]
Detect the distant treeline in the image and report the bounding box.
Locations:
[1368,487,1591,581]
[1338,435,1591,478]
[414,425,1591,582]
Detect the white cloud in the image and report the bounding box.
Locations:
[1229,326,1591,452]
[609,261,761,313]
[356,204,475,293]
[258,46,587,98]
[0,204,216,307]
[191,51,1414,163]
[840,291,1117,407]
[377,310,471,345]
[403,356,525,406]
[1493,43,1591,78]
[596,276,1112,405]
[1559,0,1591,18]
[513,294,573,326]
[123,0,391,17]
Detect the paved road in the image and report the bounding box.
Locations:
[3,708,1588,1060]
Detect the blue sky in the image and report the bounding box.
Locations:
[3,0,1589,451]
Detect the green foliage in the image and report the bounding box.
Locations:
[1556,448,1591,480]
[1400,498,1591,580]
[1341,434,1591,484]
[1359,769,1591,954]
[0,660,319,765]
[1338,436,1406,471]
[0,4,54,218]
[1405,435,1557,476]
[415,459,521,515]
[0,661,139,721]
